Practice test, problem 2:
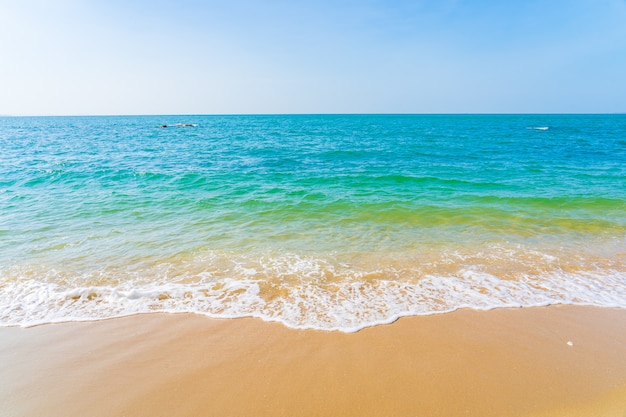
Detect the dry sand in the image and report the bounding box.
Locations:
[1,305,626,417]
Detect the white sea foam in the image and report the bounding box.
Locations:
[1,249,625,332]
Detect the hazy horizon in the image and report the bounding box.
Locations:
[2,112,626,117]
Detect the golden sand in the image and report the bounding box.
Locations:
[1,306,626,417]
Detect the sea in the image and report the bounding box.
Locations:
[1,114,625,332]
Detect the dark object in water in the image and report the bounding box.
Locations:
[159,123,196,128]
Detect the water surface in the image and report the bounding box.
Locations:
[1,114,625,331]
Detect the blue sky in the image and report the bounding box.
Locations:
[1,0,625,115]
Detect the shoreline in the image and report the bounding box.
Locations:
[5,301,626,332]
[1,305,626,417]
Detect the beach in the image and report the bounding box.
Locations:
[2,305,626,417]
[1,115,625,416]
[2,0,626,414]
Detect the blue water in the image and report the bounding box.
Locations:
[1,114,625,331]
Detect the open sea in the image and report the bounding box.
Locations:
[1,114,625,332]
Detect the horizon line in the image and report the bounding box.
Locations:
[2,112,625,117]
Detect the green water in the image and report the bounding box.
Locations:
[1,114,625,331]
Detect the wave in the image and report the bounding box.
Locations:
[2,246,625,332]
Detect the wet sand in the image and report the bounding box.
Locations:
[1,305,626,417]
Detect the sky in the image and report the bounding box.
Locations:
[1,0,625,115]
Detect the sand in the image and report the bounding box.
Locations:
[1,305,626,417]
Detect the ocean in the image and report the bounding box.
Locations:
[1,114,625,331]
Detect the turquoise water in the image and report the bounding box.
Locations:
[1,114,625,331]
